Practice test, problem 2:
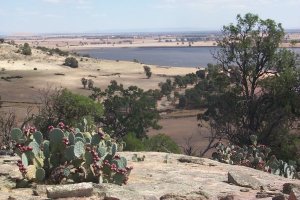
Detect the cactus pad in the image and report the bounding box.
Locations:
[33,131,43,145]
[29,141,40,156]
[64,145,75,161]
[11,128,26,143]
[68,133,75,145]
[21,153,29,167]
[74,141,85,158]
[36,168,45,182]
[91,134,101,146]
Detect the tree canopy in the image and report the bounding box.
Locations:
[90,81,161,139]
[194,13,300,160]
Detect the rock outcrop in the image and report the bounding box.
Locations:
[1,152,300,200]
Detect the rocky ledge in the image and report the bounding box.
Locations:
[0,152,300,200]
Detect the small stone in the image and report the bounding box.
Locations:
[256,192,270,198]
[218,194,234,200]
[240,188,249,192]
[272,194,286,200]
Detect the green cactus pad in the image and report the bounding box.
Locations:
[72,158,84,168]
[112,159,125,169]
[75,132,84,138]
[64,145,75,161]
[74,128,81,134]
[49,128,64,153]
[112,173,126,185]
[68,133,75,145]
[11,128,26,143]
[50,154,60,168]
[36,168,45,182]
[74,141,85,158]
[21,153,29,167]
[98,147,107,158]
[49,128,64,142]
[29,141,40,156]
[33,131,43,145]
[84,151,93,165]
[75,137,86,143]
[111,143,118,156]
[43,141,50,158]
[91,134,101,146]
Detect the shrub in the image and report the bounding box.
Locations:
[0,111,16,150]
[133,59,139,63]
[21,43,32,56]
[33,89,103,134]
[123,133,145,151]
[144,134,181,154]
[0,38,4,43]
[64,57,78,68]
[143,66,152,79]
[10,123,132,185]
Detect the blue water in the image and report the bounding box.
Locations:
[77,47,300,68]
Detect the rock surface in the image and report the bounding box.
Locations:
[1,152,300,200]
[228,171,263,190]
[46,182,93,199]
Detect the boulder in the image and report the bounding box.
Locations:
[46,182,93,199]
[228,171,263,190]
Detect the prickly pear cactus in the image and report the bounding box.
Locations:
[11,121,132,185]
[213,134,297,178]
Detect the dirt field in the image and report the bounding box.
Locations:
[0,43,216,156]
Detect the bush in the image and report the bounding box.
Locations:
[21,43,32,56]
[33,89,103,134]
[64,57,78,68]
[123,133,145,151]
[143,66,152,79]
[0,111,16,150]
[144,134,181,154]
[0,38,4,43]
[36,46,69,56]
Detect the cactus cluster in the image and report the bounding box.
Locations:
[11,122,132,185]
[212,135,297,178]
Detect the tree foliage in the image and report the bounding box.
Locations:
[90,81,161,139]
[21,43,32,55]
[143,65,152,79]
[198,13,300,159]
[34,88,103,133]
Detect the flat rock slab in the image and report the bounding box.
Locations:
[228,171,263,190]
[46,182,93,199]
[2,152,300,199]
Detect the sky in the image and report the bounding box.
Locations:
[0,0,300,34]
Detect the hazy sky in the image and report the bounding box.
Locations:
[1,0,300,34]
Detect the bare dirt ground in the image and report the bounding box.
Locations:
[0,43,214,155]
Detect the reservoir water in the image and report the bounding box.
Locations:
[77,47,300,68]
